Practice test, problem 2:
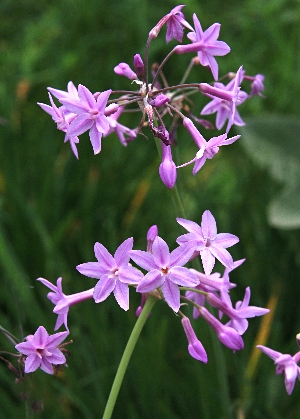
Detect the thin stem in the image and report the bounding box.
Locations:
[102,295,157,419]
[152,48,176,89]
[144,37,152,92]
[154,84,200,94]
[179,58,197,85]
[169,183,186,219]
[0,325,19,345]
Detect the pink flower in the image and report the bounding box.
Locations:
[174,14,230,80]
[177,210,239,275]
[37,277,94,331]
[149,5,193,43]
[15,326,69,375]
[257,345,300,395]
[200,67,248,133]
[60,85,112,154]
[130,237,199,312]
[179,117,240,174]
[76,238,143,310]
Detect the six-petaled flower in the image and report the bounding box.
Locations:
[15,326,69,375]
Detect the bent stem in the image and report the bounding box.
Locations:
[102,295,157,419]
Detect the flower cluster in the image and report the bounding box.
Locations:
[11,5,278,402]
[31,210,268,368]
[38,5,264,188]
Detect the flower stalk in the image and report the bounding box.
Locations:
[102,295,157,419]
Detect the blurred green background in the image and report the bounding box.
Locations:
[1,0,300,417]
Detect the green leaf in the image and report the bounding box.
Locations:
[239,115,300,186]
[267,185,300,229]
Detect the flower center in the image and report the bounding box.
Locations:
[205,238,211,247]
[90,109,99,119]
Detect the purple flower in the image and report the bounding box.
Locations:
[48,81,79,101]
[76,238,143,310]
[249,74,265,97]
[130,236,199,312]
[186,266,238,319]
[177,210,239,275]
[15,326,69,375]
[199,306,244,351]
[165,5,194,43]
[37,277,94,331]
[206,287,270,335]
[38,94,79,159]
[174,14,230,80]
[257,345,300,395]
[60,85,112,155]
[181,316,208,362]
[200,67,248,132]
[104,106,138,146]
[149,5,193,43]
[179,117,240,174]
[159,143,177,188]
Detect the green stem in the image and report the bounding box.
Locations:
[169,183,186,219]
[102,295,157,419]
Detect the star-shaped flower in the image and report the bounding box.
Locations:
[206,287,270,335]
[104,106,138,146]
[60,85,112,154]
[165,5,194,43]
[37,277,94,331]
[76,238,143,310]
[200,67,248,132]
[38,93,79,158]
[15,326,69,375]
[179,117,240,174]
[257,345,300,395]
[174,14,230,80]
[177,210,239,275]
[130,236,199,312]
[149,5,193,43]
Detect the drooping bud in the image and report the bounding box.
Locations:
[181,316,208,363]
[199,306,244,351]
[159,143,177,188]
[114,63,137,80]
[133,54,144,78]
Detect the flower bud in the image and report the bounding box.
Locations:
[159,143,177,188]
[181,316,208,363]
[133,54,144,77]
[114,63,137,80]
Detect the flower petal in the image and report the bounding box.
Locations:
[113,281,129,310]
[93,275,116,303]
[136,270,164,293]
[161,278,180,312]
[114,237,133,266]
